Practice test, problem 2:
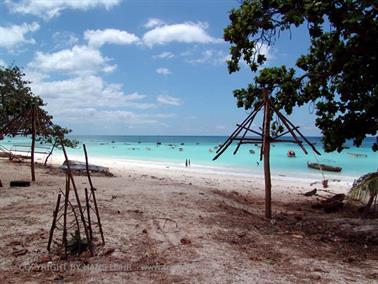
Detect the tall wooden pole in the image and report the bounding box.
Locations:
[31,106,36,181]
[85,187,94,255]
[63,174,70,258]
[83,144,105,245]
[262,92,272,219]
[47,193,61,251]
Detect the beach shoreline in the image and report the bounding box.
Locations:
[3,135,377,179]
[35,151,356,190]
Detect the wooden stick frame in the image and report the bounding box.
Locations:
[213,92,320,218]
[61,145,93,256]
[47,144,105,257]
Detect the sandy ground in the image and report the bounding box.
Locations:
[0,156,377,283]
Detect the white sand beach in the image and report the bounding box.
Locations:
[37,151,357,191]
[0,155,377,283]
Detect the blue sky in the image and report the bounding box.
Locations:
[0,0,319,136]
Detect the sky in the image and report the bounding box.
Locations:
[0,0,319,136]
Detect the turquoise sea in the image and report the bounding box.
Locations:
[1,135,377,179]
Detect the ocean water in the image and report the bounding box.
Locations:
[1,135,376,179]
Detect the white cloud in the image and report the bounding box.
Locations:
[31,74,183,112]
[0,22,39,49]
[5,0,122,20]
[84,29,140,48]
[103,65,117,73]
[186,45,272,68]
[29,74,177,130]
[28,45,114,75]
[180,49,195,57]
[144,18,165,29]
[0,59,6,66]
[31,75,154,110]
[157,95,182,106]
[156,68,171,76]
[187,49,229,66]
[143,22,222,47]
[53,108,175,131]
[256,43,272,61]
[24,70,50,83]
[239,43,273,68]
[153,51,175,59]
[52,31,79,49]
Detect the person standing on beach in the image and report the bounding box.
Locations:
[185,159,188,167]
[189,159,191,167]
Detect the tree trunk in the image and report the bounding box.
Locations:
[263,96,272,219]
[31,106,36,181]
[44,142,56,166]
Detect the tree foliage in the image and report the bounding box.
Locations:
[224,0,378,152]
[0,66,42,123]
[0,65,78,148]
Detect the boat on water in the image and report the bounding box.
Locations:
[307,162,342,172]
[287,150,296,157]
[347,152,367,158]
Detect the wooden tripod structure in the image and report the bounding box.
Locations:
[213,92,320,219]
[47,144,105,258]
[0,104,53,181]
